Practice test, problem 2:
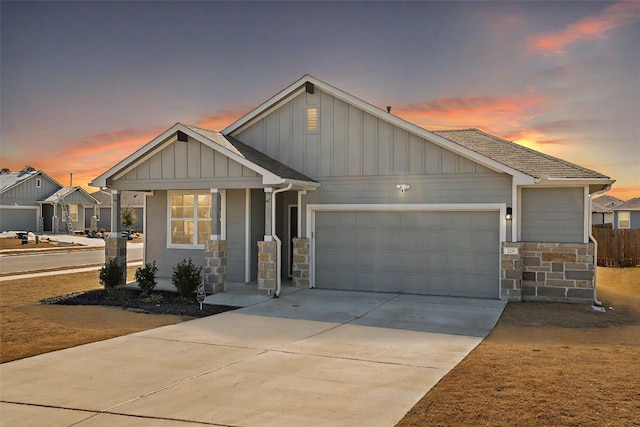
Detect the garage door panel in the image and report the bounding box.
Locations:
[315,210,499,298]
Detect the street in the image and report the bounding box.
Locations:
[0,245,143,275]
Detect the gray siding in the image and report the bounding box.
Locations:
[226,189,246,282]
[145,191,204,278]
[0,175,59,206]
[613,210,640,229]
[113,135,262,191]
[521,188,584,243]
[85,207,143,231]
[233,89,498,180]
[250,189,265,282]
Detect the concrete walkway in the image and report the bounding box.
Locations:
[0,290,506,427]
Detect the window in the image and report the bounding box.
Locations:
[69,205,78,222]
[306,107,318,132]
[618,211,630,229]
[169,192,212,246]
[35,178,42,188]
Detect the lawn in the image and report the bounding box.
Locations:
[397,267,640,426]
[1,267,638,426]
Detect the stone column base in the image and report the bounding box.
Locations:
[105,236,128,286]
[292,238,310,288]
[257,240,277,295]
[36,217,44,233]
[204,240,227,294]
[52,216,59,234]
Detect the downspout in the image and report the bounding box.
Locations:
[272,182,292,297]
[589,185,611,307]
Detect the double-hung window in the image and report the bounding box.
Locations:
[169,192,212,247]
[69,204,78,222]
[618,211,630,229]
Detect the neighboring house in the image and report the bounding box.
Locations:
[591,195,624,225]
[612,198,640,229]
[1,166,99,233]
[92,75,614,303]
[87,190,145,231]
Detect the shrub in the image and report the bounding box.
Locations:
[172,258,202,298]
[121,207,138,232]
[135,261,158,296]
[140,293,164,304]
[99,258,125,290]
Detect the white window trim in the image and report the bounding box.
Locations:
[167,190,213,249]
[306,203,506,290]
[35,178,42,188]
[618,211,630,229]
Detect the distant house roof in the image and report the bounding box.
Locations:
[0,167,61,194]
[432,129,609,180]
[91,190,145,207]
[612,197,640,211]
[592,194,625,209]
[41,187,99,205]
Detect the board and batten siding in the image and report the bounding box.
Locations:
[226,189,247,282]
[233,89,497,180]
[112,135,262,191]
[0,176,59,206]
[520,188,584,243]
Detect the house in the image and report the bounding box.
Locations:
[612,198,640,229]
[91,75,614,304]
[0,166,99,233]
[87,190,145,231]
[591,195,624,225]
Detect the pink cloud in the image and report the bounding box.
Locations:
[528,1,640,54]
[394,90,547,134]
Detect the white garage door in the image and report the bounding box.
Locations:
[314,210,500,298]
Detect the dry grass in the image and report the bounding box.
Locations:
[0,238,85,251]
[0,267,187,363]
[397,267,640,427]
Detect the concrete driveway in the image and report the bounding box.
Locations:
[0,289,506,426]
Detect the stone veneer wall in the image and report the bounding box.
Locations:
[501,242,595,304]
[203,240,227,294]
[105,236,127,286]
[257,240,277,295]
[292,238,310,288]
[36,217,43,233]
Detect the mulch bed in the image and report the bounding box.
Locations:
[40,289,239,318]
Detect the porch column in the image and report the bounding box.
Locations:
[258,188,276,295]
[105,190,127,286]
[52,204,59,234]
[36,204,43,233]
[203,189,226,293]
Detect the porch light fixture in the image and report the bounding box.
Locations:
[505,207,513,220]
[396,184,410,193]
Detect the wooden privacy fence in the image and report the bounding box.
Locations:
[592,228,640,267]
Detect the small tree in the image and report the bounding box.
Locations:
[121,207,138,232]
[135,261,158,296]
[100,257,125,291]
[172,258,202,299]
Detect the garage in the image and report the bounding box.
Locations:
[0,207,37,232]
[313,209,500,298]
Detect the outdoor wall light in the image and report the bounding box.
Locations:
[396,184,410,193]
[505,207,513,220]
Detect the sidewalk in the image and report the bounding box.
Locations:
[0,262,144,282]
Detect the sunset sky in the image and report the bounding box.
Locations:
[2,1,638,199]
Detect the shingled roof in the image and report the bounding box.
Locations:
[183,124,317,183]
[612,197,640,211]
[432,129,610,180]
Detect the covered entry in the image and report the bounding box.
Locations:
[312,207,501,298]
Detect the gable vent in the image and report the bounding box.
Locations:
[305,82,315,94]
[176,131,188,142]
